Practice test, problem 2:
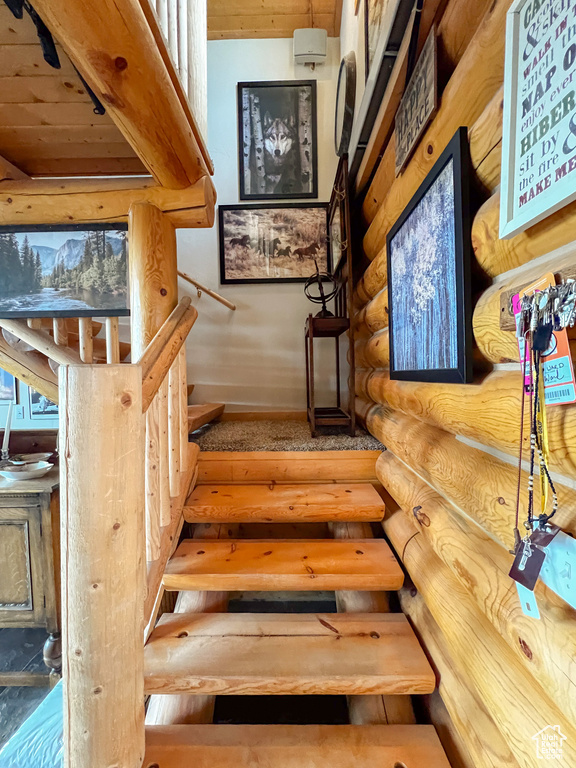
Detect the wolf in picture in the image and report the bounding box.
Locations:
[263,114,298,195]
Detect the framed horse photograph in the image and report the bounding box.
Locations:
[218,203,330,285]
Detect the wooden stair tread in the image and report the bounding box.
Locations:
[188,403,225,432]
[144,724,451,767]
[164,538,404,591]
[184,483,386,523]
[143,613,436,695]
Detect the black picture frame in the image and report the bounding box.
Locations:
[219,203,330,285]
[29,387,59,420]
[237,80,318,201]
[386,127,472,383]
[0,223,129,318]
[348,0,413,182]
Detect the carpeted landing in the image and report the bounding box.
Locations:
[191,419,383,452]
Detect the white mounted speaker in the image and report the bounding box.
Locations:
[293,28,327,67]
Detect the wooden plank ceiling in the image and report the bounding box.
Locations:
[208,0,343,39]
[0,4,146,177]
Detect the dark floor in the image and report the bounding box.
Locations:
[0,628,51,748]
[192,419,383,452]
[213,590,350,726]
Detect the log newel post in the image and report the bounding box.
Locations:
[60,364,145,768]
[129,201,178,561]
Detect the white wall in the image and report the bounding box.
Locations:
[179,37,341,412]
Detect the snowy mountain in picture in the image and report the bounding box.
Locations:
[28,235,123,275]
[28,245,57,275]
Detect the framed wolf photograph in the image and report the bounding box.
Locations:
[219,203,330,284]
[386,127,473,384]
[237,80,318,200]
[0,223,129,318]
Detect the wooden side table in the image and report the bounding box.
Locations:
[305,314,356,437]
[0,468,61,684]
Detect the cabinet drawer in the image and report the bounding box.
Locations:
[0,506,45,627]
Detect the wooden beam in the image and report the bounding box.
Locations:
[140,304,198,413]
[32,0,210,189]
[398,588,521,768]
[0,335,59,403]
[364,402,576,547]
[383,511,576,768]
[379,451,576,728]
[138,297,192,367]
[137,0,212,171]
[60,364,145,768]
[129,202,178,358]
[0,176,215,228]
[473,247,576,363]
[0,318,82,367]
[360,367,576,476]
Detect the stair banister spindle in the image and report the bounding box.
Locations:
[105,317,121,364]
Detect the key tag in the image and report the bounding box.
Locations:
[509,536,546,591]
[509,524,561,592]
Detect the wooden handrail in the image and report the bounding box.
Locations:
[0,318,83,367]
[178,269,236,310]
[138,297,198,412]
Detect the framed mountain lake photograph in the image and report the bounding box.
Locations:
[386,127,473,383]
[0,223,129,318]
[219,203,330,284]
[237,80,318,200]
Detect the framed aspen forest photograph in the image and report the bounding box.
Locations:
[237,80,318,200]
[219,203,330,284]
[386,128,473,383]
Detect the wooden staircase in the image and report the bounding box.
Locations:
[142,468,452,766]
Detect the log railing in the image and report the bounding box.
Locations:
[60,296,198,768]
[0,316,131,401]
[150,0,208,138]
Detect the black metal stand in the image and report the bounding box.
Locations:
[305,314,355,437]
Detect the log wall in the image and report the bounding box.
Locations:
[353,1,576,765]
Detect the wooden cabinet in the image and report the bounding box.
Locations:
[0,470,60,681]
